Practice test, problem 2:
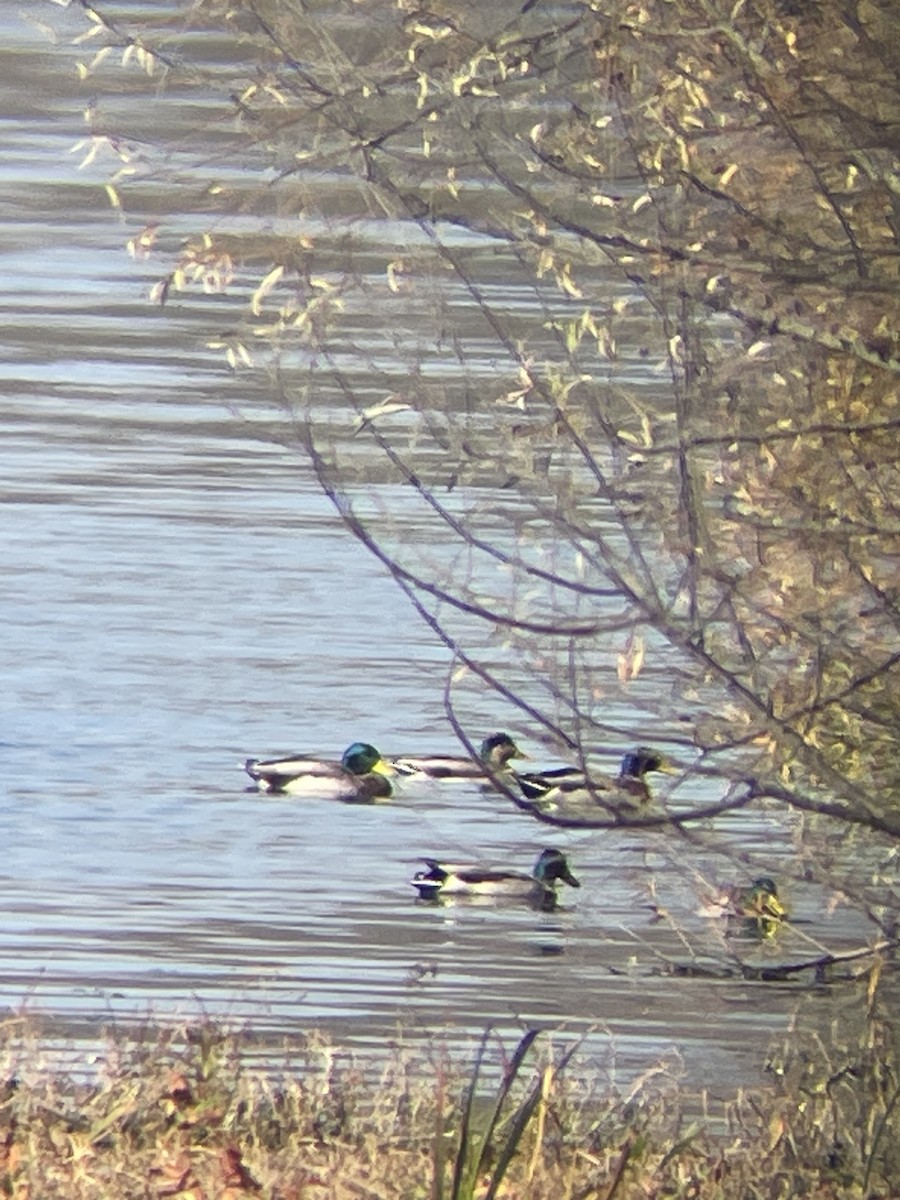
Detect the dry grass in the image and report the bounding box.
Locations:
[1,972,897,1200]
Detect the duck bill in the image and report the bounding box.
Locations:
[371,758,396,778]
[562,869,581,888]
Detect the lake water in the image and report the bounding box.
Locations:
[0,3,886,1091]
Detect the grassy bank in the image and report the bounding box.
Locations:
[2,974,897,1199]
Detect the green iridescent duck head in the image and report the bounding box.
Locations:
[620,748,675,779]
[532,848,581,889]
[737,876,787,920]
[341,742,394,777]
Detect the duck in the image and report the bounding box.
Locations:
[244,741,394,802]
[512,746,673,810]
[410,847,580,909]
[390,732,529,780]
[730,876,788,923]
[698,876,788,940]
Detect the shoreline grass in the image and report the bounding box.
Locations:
[1,972,897,1199]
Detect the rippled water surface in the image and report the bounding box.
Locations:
[1,4,882,1087]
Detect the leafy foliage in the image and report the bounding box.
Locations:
[65,0,899,849]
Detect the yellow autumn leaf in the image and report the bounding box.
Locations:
[557,263,583,299]
[386,260,406,293]
[250,264,284,316]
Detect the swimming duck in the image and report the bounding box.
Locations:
[698,876,788,940]
[731,876,788,922]
[724,876,789,940]
[390,732,529,780]
[734,878,787,912]
[411,847,580,909]
[513,747,673,810]
[244,741,394,802]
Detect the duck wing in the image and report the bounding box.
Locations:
[244,754,343,789]
[513,766,586,801]
[514,768,650,815]
[412,857,531,894]
[391,755,485,779]
[440,866,533,895]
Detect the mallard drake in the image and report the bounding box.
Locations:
[724,876,789,939]
[390,732,529,780]
[698,876,788,939]
[696,878,787,931]
[513,747,673,810]
[731,876,788,922]
[244,741,394,802]
[411,847,580,909]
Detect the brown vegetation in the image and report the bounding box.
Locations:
[2,976,898,1199]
